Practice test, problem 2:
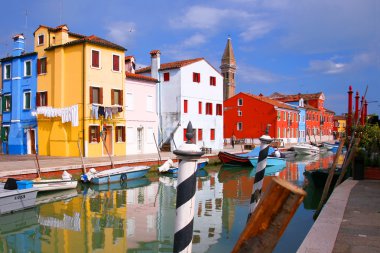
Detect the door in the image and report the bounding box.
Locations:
[103,126,113,156]
[27,129,36,154]
[137,127,143,152]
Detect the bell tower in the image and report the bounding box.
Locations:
[220,37,236,101]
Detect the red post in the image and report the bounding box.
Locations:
[347,86,353,136]
[360,96,364,125]
[354,91,359,123]
[364,100,368,124]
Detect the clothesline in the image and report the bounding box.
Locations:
[36,105,79,127]
[91,104,123,120]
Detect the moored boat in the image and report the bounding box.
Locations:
[80,165,150,184]
[217,151,252,166]
[158,158,209,174]
[0,179,38,214]
[293,143,320,155]
[32,171,78,192]
[249,156,286,167]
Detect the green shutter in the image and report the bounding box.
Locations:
[2,96,5,112]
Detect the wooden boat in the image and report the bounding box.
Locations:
[249,156,286,167]
[293,143,320,155]
[32,171,77,192]
[80,165,150,185]
[158,158,209,174]
[217,151,252,166]
[0,180,38,215]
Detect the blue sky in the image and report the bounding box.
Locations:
[1,0,379,116]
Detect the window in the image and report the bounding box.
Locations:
[210,129,215,140]
[184,100,188,113]
[89,126,100,143]
[216,104,223,115]
[146,95,153,112]
[37,58,47,74]
[206,102,213,115]
[23,91,31,110]
[1,126,10,142]
[278,127,281,138]
[210,76,216,86]
[237,98,243,106]
[3,94,11,112]
[38,34,44,45]
[115,126,125,142]
[112,54,120,71]
[126,127,134,143]
[237,122,243,131]
[198,101,202,114]
[277,111,281,121]
[36,91,48,106]
[183,128,187,141]
[111,89,123,105]
[238,110,242,116]
[90,86,103,104]
[24,60,32,76]
[4,64,11,79]
[126,93,134,110]
[163,72,170,81]
[193,72,201,83]
[147,127,154,144]
[198,129,203,141]
[91,50,100,68]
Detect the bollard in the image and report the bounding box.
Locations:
[173,122,204,253]
[249,125,273,219]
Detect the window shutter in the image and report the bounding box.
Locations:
[113,55,119,71]
[100,88,103,104]
[119,91,123,106]
[193,73,196,82]
[122,127,126,142]
[36,93,40,107]
[37,59,41,74]
[88,127,92,143]
[9,95,11,111]
[111,89,115,105]
[198,73,201,83]
[198,101,202,114]
[89,87,93,103]
[183,129,187,141]
[45,92,48,106]
[2,96,5,112]
[96,126,100,142]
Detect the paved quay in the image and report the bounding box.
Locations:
[297,179,380,253]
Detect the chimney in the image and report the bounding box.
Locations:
[12,34,25,57]
[150,50,160,80]
[125,56,135,74]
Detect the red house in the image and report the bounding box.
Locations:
[224,92,299,142]
[270,92,334,142]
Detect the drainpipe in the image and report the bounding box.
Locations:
[82,43,86,156]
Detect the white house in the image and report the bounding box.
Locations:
[136,51,224,151]
[125,56,159,155]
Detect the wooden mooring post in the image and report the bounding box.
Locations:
[232,178,306,253]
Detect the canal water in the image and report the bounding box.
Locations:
[0,152,339,253]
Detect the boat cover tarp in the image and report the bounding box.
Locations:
[237,146,275,157]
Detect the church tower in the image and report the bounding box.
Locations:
[220,37,236,101]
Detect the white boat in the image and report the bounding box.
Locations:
[0,180,38,215]
[292,143,320,155]
[32,171,78,192]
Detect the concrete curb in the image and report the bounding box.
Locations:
[297,179,358,253]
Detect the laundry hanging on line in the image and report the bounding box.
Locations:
[36,105,79,127]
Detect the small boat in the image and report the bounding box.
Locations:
[322,142,346,154]
[80,165,150,185]
[158,158,209,174]
[217,151,252,166]
[32,171,78,192]
[249,156,286,167]
[293,143,320,155]
[0,179,38,214]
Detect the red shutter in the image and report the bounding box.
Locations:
[198,73,201,83]
[119,91,123,106]
[211,129,215,140]
[193,72,196,82]
[164,72,170,81]
[99,87,103,104]
[198,129,202,140]
[184,100,188,113]
[111,89,115,105]
[45,92,48,106]
[89,87,93,103]
[37,59,41,74]
[96,126,100,142]
[89,127,92,143]
[92,50,99,67]
[36,92,40,107]
[198,101,202,114]
[113,55,119,71]
[122,127,126,142]
[183,129,187,141]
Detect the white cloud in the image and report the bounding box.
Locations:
[239,21,274,41]
[182,33,207,47]
[308,59,346,74]
[105,21,136,46]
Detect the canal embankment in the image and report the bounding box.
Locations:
[297,178,380,253]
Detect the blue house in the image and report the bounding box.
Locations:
[1,34,38,154]
[286,98,306,143]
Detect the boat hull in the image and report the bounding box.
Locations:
[218,151,252,166]
[293,144,320,155]
[166,160,208,174]
[249,157,286,167]
[32,179,78,192]
[89,166,150,185]
[0,185,38,215]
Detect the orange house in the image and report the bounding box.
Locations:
[223,92,299,141]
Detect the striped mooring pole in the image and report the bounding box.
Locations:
[173,122,204,253]
[248,124,273,220]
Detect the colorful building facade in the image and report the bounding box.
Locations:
[33,25,126,157]
[333,115,346,139]
[1,34,38,154]
[223,92,299,143]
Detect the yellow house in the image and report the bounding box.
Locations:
[34,25,126,157]
[333,115,346,138]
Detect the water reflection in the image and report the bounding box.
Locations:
[0,152,341,253]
